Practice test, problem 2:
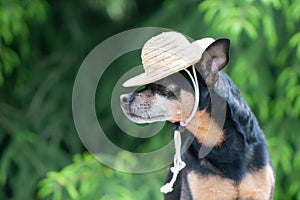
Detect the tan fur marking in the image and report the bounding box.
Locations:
[166,99,182,122]
[167,89,194,122]
[238,165,275,200]
[167,89,224,146]
[186,110,225,147]
[187,171,238,200]
[179,90,195,119]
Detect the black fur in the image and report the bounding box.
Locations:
[164,69,274,200]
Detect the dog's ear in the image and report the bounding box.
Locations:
[196,38,230,86]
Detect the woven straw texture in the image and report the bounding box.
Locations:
[123,32,214,87]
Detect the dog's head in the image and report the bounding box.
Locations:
[120,39,230,124]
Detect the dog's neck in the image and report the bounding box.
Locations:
[178,81,225,148]
[185,109,225,147]
[176,70,225,147]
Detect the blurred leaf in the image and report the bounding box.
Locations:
[289,32,300,58]
[38,153,164,200]
[262,15,277,48]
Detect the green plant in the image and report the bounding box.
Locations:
[38,153,165,200]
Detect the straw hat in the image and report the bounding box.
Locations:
[123,32,215,87]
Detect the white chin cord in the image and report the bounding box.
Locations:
[160,65,200,194]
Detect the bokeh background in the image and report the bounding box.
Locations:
[1,0,300,199]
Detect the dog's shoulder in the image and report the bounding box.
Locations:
[214,71,266,143]
[175,71,275,200]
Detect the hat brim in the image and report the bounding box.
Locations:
[122,66,181,87]
[122,37,215,87]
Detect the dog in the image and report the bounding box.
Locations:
[120,38,275,199]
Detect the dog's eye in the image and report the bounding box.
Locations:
[159,88,176,99]
[145,84,176,98]
[161,91,176,99]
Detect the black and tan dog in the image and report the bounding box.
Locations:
[120,38,275,199]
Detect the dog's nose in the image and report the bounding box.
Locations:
[120,94,133,104]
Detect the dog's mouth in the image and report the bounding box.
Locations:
[120,103,167,123]
[120,94,168,123]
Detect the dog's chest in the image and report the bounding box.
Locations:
[185,165,274,200]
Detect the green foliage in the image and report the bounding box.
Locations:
[87,0,137,21]
[38,153,164,200]
[0,0,47,85]
[0,0,300,199]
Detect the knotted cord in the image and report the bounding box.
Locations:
[160,65,200,194]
